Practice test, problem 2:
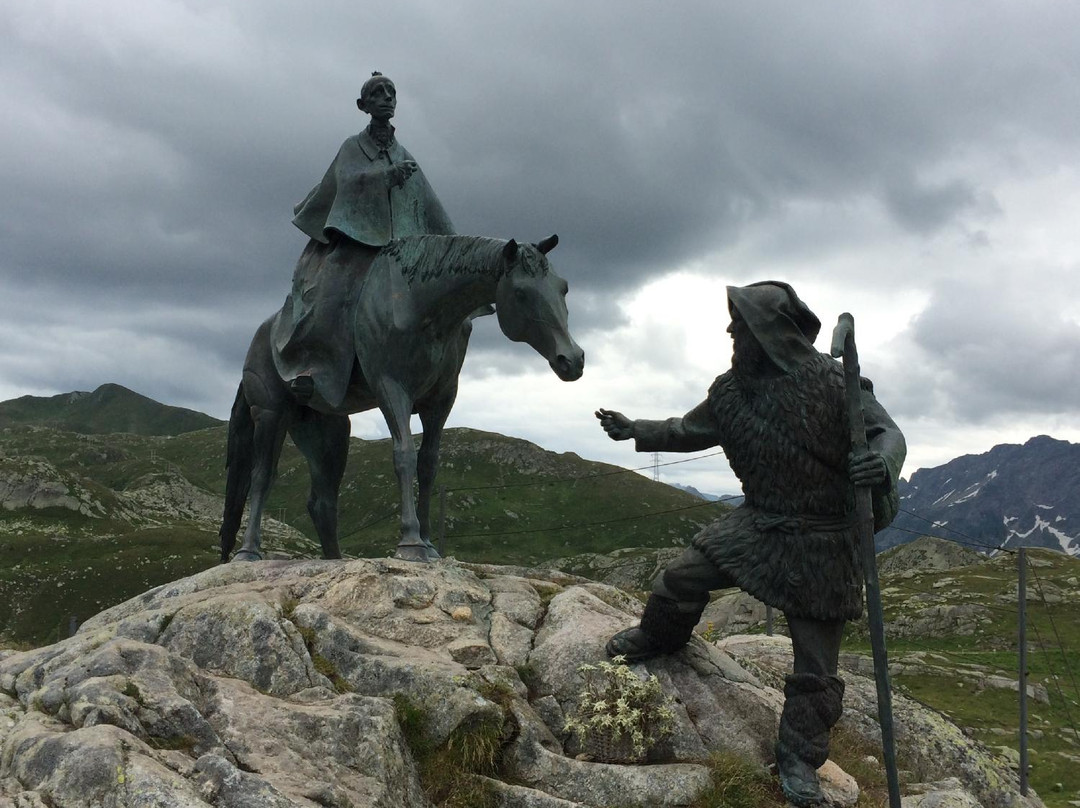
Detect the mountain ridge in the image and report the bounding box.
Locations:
[879,435,1080,557]
[0,388,728,645]
[0,383,221,436]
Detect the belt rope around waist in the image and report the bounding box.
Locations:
[751,512,855,534]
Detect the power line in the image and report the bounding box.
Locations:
[448,496,737,539]
[1025,556,1080,706]
[1025,608,1080,739]
[337,508,397,540]
[884,523,1011,556]
[446,450,727,492]
[896,507,1011,554]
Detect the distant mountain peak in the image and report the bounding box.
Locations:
[0,384,222,437]
[879,435,1080,557]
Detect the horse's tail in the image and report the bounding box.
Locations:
[219,381,253,563]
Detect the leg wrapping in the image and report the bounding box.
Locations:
[638,594,702,654]
[778,673,845,768]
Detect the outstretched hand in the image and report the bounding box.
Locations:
[595,408,634,441]
[849,450,888,488]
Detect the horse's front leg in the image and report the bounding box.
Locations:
[376,380,427,562]
[417,386,457,561]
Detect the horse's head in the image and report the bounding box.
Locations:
[495,235,585,382]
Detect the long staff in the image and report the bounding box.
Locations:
[830,313,901,808]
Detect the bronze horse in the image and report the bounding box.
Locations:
[219,234,584,562]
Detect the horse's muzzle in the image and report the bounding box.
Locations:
[551,348,585,381]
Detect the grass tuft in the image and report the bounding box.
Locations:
[393,693,503,808]
[690,751,786,808]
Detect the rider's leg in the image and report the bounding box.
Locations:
[289,410,350,559]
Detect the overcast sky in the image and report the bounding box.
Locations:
[3,0,1080,494]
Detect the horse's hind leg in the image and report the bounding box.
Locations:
[289,409,349,559]
[233,377,290,562]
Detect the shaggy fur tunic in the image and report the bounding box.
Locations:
[633,353,904,622]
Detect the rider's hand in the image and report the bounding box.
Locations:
[595,408,634,441]
[389,161,419,188]
[849,450,888,488]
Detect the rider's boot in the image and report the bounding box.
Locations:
[605,594,701,662]
[289,373,315,404]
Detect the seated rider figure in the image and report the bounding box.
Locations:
[596,281,906,807]
[272,71,455,410]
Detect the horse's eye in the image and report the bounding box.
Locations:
[560,280,569,296]
[514,288,528,303]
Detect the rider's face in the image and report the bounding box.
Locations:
[363,82,397,121]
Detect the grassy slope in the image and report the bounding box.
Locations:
[5,405,1076,805]
[0,384,221,436]
[840,549,1080,808]
[0,423,726,644]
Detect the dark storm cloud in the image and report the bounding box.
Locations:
[5,1,1077,299]
[2,0,1080,438]
[882,177,995,236]
[887,272,1080,422]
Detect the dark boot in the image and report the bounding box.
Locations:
[776,673,845,806]
[605,594,701,662]
[775,740,824,807]
[289,374,315,404]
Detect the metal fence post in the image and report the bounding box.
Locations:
[1018,547,1029,796]
[437,485,447,557]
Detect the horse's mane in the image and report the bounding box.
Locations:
[383,235,545,286]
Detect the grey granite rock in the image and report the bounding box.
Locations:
[0,560,1041,808]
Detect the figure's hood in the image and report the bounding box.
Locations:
[726,281,821,374]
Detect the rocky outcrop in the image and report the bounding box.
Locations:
[549,547,683,591]
[0,456,106,516]
[719,636,1041,808]
[0,561,1039,807]
[696,590,772,636]
[877,536,985,577]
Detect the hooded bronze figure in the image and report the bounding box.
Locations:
[596,281,906,806]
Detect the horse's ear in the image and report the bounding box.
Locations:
[503,239,519,262]
[537,234,559,255]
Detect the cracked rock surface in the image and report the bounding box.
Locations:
[0,559,1038,807]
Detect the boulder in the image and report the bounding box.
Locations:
[0,560,1043,808]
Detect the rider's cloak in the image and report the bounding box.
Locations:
[272,126,454,409]
[292,126,454,246]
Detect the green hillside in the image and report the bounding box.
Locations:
[6,388,1076,806]
[0,384,222,436]
[844,548,1080,808]
[0,418,727,645]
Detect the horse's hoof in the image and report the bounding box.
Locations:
[422,539,442,561]
[231,550,263,562]
[394,544,430,563]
